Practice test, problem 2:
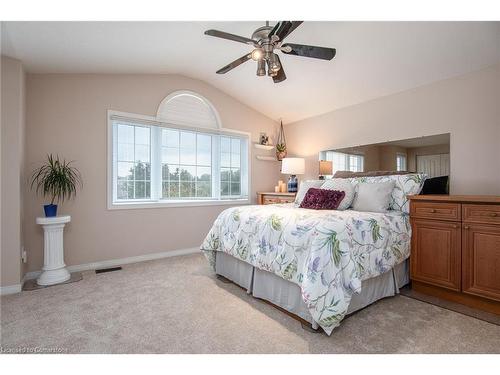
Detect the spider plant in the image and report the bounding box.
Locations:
[276,143,287,153]
[30,154,82,216]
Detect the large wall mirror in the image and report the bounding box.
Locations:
[319,133,450,191]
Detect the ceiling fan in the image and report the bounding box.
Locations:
[204,21,336,83]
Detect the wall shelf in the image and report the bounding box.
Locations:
[256,155,278,162]
[253,143,274,151]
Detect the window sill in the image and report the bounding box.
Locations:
[108,198,251,210]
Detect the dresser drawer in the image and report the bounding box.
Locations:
[263,197,280,204]
[263,196,295,205]
[463,204,500,224]
[410,201,461,221]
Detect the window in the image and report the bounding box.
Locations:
[160,129,213,199]
[324,151,364,175]
[220,136,242,197]
[396,153,407,172]
[116,124,151,200]
[348,154,364,172]
[109,113,249,208]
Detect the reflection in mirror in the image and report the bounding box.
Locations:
[319,133,450,192]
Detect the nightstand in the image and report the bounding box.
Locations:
[257,192,296,205]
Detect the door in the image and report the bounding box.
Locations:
[417,154,450,178]
[462,223,500,301]
[411,219,461,291]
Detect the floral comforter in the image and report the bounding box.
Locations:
[200,204,411,335]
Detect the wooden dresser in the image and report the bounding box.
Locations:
[408,195,500,314]
[257,192,296,205]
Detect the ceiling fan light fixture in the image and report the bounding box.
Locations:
[256,59,266,76]
[251,48,264,61]
[269,53,281,72]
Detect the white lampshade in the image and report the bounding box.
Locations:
[281,157,305,175]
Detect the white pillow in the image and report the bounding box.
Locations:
[294,180,325,205]
[348,173,426,213]
[320,178,355,210]
[351,181,395,213]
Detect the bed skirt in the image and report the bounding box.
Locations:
[215,251,409,330]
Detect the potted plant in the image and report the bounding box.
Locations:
[30,154,82,217]
[276,143,287,161]
[276,120,287,161]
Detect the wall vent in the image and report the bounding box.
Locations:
[95,266,122,274]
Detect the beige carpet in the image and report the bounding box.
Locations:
[1,253,499,354]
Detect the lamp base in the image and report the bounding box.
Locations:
[287,175,298,193]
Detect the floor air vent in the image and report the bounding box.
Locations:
[95,266,122,274]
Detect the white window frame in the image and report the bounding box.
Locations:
[107,110,251,210]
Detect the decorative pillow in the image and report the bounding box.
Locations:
[352,181,395,213]
[299,188,345,210]
[348,173,426,213]
[294,180,325,205]
[320,178,355,210]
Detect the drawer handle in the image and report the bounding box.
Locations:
[453,224,459,229]
[464,225,470,230]
[490,212,498,217]
[429,209,436,213]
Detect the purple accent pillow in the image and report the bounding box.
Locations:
[299,188,346,210]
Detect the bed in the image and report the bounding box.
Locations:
[200,173,426,335]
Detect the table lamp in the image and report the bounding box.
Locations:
[281,157,305,193]
[319,160,333,180]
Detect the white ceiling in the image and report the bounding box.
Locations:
[2,21,500,123]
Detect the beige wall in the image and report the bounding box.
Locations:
[24,74,280,273]
[285,63,500,195]
[378,145,407,171]
[360,145,381,172]
[1,56,25,287]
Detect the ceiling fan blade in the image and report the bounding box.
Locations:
[205,29,258,47]
[281,43,336,60]
[272,55,286,83]
[268,22,281,40]
[269,21,291,41]
[216,54,252,74]
[281,21,303,40]
[269,21,303,42]
[268,21,284,38]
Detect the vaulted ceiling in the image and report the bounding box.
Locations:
[2,21,500,123]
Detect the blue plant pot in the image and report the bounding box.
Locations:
[44,204,58,217]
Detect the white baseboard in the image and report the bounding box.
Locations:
[0,284,22,296]
[22,247,201,282]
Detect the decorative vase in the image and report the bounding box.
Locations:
[287,175,298,193]
[276,120,287,161]
[44,204,58,217]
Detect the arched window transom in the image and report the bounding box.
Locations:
[157,91,221,129]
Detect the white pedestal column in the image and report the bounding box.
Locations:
[36,215,71,286]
